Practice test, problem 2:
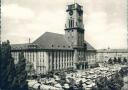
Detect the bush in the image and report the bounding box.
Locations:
[93,72,124,90]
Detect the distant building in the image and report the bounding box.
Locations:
[11,3,96,74]
[97,49,128,63]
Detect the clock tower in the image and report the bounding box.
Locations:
[65,3,85,48]
[65,3,86,69]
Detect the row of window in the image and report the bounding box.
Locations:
[24,52,37,63]
[12,52,19,64]
[51,45,71,48]
[54,62,73,70]
[69,19,75,28]
[48,51,74,70]
[86,55,96,59]
[12,51,47,71]
[38,66,46,74]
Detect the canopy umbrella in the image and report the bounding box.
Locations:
[81,78,86,83]
[28,80,37,88]
[64,83,69,89]
[32,83,41,89]
[40,84,59,90]
[54,83,62,88]
[82,83,86,89]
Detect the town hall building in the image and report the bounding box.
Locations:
[11,3,96,74]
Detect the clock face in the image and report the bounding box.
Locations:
[69,10,73,16]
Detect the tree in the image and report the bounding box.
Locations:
[95,77,109,90]
[76,63,80,70]
[119,67,128,77]
[78,80,85,90]
[123,57,127,64]
[68,78,76,90]
[108,58,113,64]
[58,72,66,86]
[85,62,88,69]
[113,57,117,64]
[26,61,35,77]
[117,57,121,64]
[0,40,16,90]
[15,52,28,90]
[107,72,124,90]
[93,73,124,90]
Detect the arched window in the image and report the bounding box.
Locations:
[71,20,72,27]
[68,20,70,28]
[72,20,74,27]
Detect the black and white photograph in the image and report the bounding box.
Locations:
[1,0,128,90]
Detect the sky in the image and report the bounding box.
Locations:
[1,0,127,49]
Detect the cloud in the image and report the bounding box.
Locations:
[1,4,35,19]
[84,10,127,49]
[1,0,127,49]
[1,8,66,44]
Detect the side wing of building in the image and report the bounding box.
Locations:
[97,49,128,63]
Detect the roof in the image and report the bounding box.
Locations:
[33,32,95,51]
[97,49,128,53]
[11,43,29,50]
[33,32,72,50]
[11,43,41,50]
[84,41,95,51]
[11,32,95,51]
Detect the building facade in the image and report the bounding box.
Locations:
[97,49,128,63]
[11,3,96,75]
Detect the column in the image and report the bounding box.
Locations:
[73,49,78,69]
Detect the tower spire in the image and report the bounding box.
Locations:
[127,0,128,49]
[74,0,83,5]
[126,0,128,49]
[66,0,82,5]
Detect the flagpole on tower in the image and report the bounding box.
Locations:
[127,0,128,49]
[74,0,76,4]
